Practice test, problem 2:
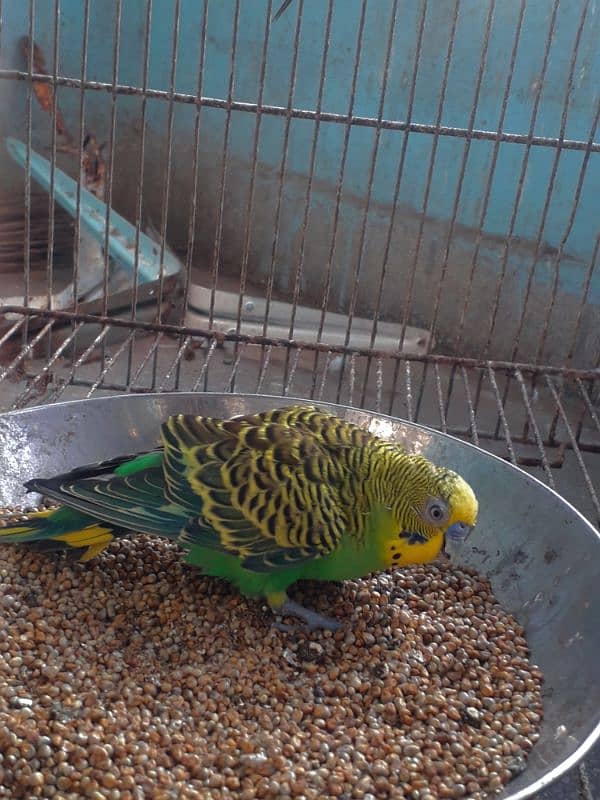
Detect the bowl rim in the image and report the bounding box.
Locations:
[1,390,599,799]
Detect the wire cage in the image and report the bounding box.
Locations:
[0,1,599,795]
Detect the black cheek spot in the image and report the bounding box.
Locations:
[393,552,402,561]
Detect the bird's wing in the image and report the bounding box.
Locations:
[160,409,350,571]
[26,450,188,537]
[268,405,374,451]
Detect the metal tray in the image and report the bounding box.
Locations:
[0,392,599,800]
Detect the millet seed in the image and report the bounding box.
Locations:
[0,524,543,799]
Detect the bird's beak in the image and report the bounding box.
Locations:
[446,521,474,543]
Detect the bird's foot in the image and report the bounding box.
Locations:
[273,598,341,633]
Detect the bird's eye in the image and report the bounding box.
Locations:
[422,497,449,526]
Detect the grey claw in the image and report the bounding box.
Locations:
[307,617,341,632]
[273,619,296,633]
[275,598,341,633]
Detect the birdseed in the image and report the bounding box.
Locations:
[0,531,543,799]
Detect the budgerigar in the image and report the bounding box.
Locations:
[0,405,478,630]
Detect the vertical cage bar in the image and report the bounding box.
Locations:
[11,322,85,410]
[519,2,594,364]
[385,0,429,417]
[443,0,526,421]
[98,0,123,380]
[387,0,459,418]
[230,0,274,393]
[124,0,153,387]
[272,0,293,21]
[158,336,192,393]
[283,347,302,397]
[234,0,273,329]
[534,118,599,365]
[398,0,460,351]
[101,0,123,317]
[331,0,400,404]
[174,0,209,390]
[472,0,560,424]
[22,0,35,343]
[460,366,479,446]
[45,0,60,329]
[207,0,240,330]
[86,330,137,397]
[255,344,272,394]
[564,234,600,366]
[414,0,495,419]
[480,0,560,361]
[548,235,599,444]
[454,0,526,354]
[260,0,315,386]
[575,377,600,438]
[128,333,164,390]
[316,351,332,401]
[388,357,400,417]
[433,363,448,434]
[150,0,182,390]
[290,0,366,389]
[51,326,111,401]
[223,342,248,393]
[374,357,384,413]
[347,352,357,408]
[546,376,600,522]
[153,0,181,323]
[486,366,516,464]
[0,320,26,351]
[514,369,555,486]
[204,0,241,392]
[404,361,414,422]
[192,338,218,392]
[0,321,55,384]
[71,0,91,313]
[505,45,597,439]
[545,376,565,448]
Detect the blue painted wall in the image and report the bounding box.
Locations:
[1,0,598,364]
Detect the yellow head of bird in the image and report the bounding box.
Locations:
[380,454,478,567]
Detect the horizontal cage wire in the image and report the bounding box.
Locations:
[0,1,599,795]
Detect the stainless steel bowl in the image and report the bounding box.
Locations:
[0,392,598,800]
